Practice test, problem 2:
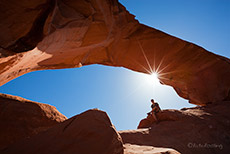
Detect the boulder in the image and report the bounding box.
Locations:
[138,109,191,129]
[1,109,124,154]
[0,0,229,105]
[137,114,156,129]
[120,101,230,154]
[0,93,67,150]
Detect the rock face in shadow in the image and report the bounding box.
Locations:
[0,0,229,105]
[120,101,230,154]
[138,114,157,129]
[1,109,124,154]
[0,93,67,150]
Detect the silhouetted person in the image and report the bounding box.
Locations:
[148,99,161,122]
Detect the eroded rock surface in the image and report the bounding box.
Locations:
[124,144,180,154]
[0,93,67,150]
[0,0,229,105]
[120,101,230,154]
[1,109,123,154]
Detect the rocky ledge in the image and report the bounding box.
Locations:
[0,93,181,154]
[120,101,230,154]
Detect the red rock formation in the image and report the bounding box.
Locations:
[0,0,229,105]
[138,108,196,129]
[0,93,67,150]
[124,144,180,154]
[1,109,124,154]
[120,101,230,154]
[137,114,157,129]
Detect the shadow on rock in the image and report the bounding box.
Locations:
[120,101,230,154]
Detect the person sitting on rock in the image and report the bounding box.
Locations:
[148,99,161,122]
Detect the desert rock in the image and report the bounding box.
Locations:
[0,93,67,150]
[124,144,180,154]
[0,0,229,105]
[1,109,124,154]
[120,101,230,154]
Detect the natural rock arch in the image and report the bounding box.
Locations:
[0,0,230,105]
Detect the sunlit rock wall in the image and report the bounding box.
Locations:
[0,0,230,105]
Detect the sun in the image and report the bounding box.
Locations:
[144,72,160,84]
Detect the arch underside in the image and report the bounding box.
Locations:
[0,0,230,105]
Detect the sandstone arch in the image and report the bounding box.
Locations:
[0,0,230,105]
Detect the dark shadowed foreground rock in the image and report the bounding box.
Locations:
[0,93,67,150]
[1,109,124,154]
[120,101,230,154]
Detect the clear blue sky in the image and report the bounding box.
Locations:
[0,0,229,130]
